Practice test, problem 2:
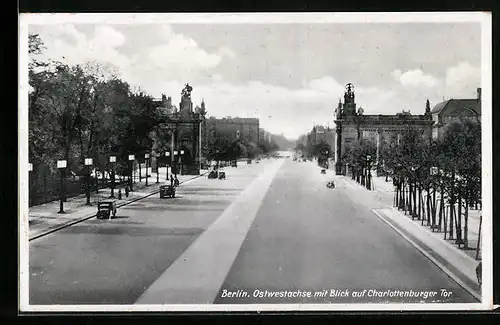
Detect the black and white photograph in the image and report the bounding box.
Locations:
[19,13,492,311]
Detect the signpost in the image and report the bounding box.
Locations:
[109,156,116,198]
[84,158,93,205]
[174,151,178,176]
[180,150,185,175]
[57,160,67,213]
[128,155,135,191]
[165,151,170,181]
[145,153,150,186]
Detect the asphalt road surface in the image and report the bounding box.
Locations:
[29,161,268,305]
[214,159,477,304]
[29,158,477,305]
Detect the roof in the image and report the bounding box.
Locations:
[431,99,481,116]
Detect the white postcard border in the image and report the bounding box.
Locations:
[18,12,493,312]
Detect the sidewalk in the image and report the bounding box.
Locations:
[28,169,209,240]
[373,208,481,300]
[342,174,482,300]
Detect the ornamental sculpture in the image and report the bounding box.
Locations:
[181,83,193,99]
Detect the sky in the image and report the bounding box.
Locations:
[29,21,481,140]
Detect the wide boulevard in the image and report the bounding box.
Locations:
[29,154,477,305]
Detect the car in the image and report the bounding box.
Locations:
[208,170,218,179]
[326,181,336,189]
[321,169,326,174]
[218,171,226,179]
[160,184,176,198]
[96,200,117,219]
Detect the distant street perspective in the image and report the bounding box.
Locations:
[24,18,485,308]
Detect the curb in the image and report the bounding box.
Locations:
[391,207,480,264]
[372,209,481,301]
[28,171,209,242]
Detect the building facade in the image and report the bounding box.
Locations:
[153,84,206,175]
[430,88,481,140]
[334,83,434,175]
[306,125,336,149]
[204,117,260,145]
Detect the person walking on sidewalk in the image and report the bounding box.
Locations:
[476,261,482,285]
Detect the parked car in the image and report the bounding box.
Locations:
[218,171,226,180]
[160,184,176,198]
[96,200,117,219]
[326,181,336,189]
[321,169,326,174]
[208,170,218,179]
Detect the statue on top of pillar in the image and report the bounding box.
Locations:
[344,83,355,104]
[181,83,193,99]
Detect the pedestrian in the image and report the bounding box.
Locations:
[174,175,179,187]
[118,189,122,200]
[476,261,482,285]
[125,186,129,198]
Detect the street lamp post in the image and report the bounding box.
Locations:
[366,155,372,190]
[180,150,185,175]
[84,158,93,205]
[156,153,161,183]
[57,160,67,214]
[128,155,135,192]
[145,153,150,186]
[109,156,116,198]
[173,150,178,177]
[165,151,170,181]
[28,163,33,206]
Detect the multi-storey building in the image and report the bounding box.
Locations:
[204,117,260,145]
[430,88,481,140]
[334,83,434,175]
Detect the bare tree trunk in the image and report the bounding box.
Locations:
[449,202,455,240]
[464,200,469,249]
[432,186,437,227]
[457,189,463,245]
[475,213,482,260]
[438,182,444,230]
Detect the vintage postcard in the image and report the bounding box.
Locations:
[18,12,492,312]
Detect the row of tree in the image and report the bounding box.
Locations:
[343,119,481,250]
[295,140,333,167]
[28,33,280,205]
[203,130,279,164]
